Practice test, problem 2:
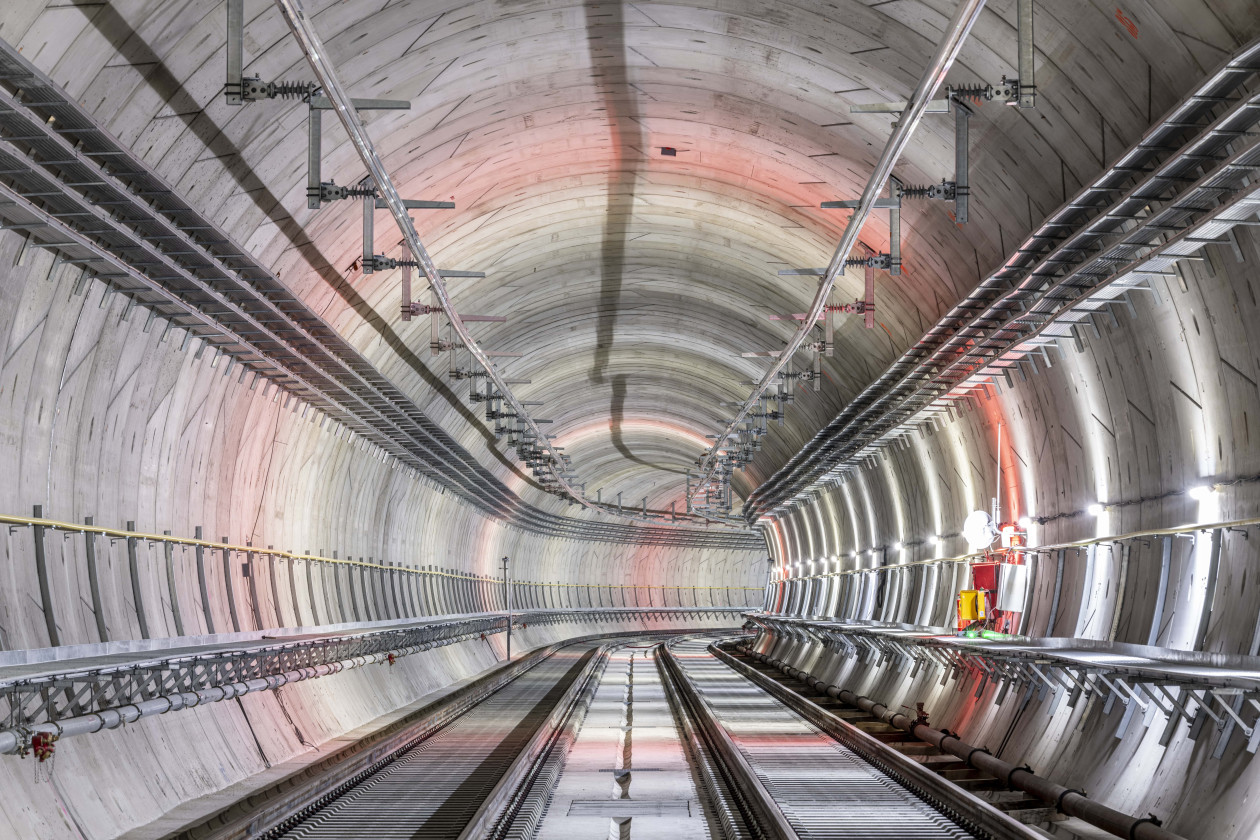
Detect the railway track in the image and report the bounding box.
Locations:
[261,642,605,840]
[658,637,1040,840]
[187,632,1045,840]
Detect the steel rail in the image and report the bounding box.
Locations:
[261,641,606,840]
[470,640,612,840]
[659,637,801,840]
[661,635,1004,839]
[747,37,1260,518]
[653,639,761,840]
[738,645,1187,840]
[687,0,988,507]
[168,636,571,840]
[717,643,1041,840]
[271,0,742,535]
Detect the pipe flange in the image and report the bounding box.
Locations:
[1006,763,1033,789]
[964,745,991,767]
[1130,814,1163,839]
[1056,787,1085,813]
[938,729,961,749]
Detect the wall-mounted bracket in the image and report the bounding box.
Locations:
[776,252,883,334]
[315,180,454,210]
[853,0,1032,111]
[305,95,409,213]
[228,2,411,210]
[820,177,902,275]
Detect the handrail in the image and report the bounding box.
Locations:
[0,512,761,591]
[778,515,1260,580]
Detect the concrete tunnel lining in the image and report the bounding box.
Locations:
[0,1,1259,838]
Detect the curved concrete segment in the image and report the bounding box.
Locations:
[0,1,1259,838]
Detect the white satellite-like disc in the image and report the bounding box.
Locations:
[962,509,997,551]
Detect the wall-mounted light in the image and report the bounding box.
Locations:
[1188,484,1217,501]
[892,541,902,552]
[1087,502,1104,516]
[928,535,940,547]
[1018,515,1031,529]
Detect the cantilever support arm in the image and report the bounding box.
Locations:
[687,0,987,509]
[272,0,734,532]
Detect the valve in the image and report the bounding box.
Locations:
[385,652,396,667]
[31,731,55,761]
[902,702,930,729]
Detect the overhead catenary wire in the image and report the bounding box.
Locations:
[272,0,745,535]
[688,0,989,508]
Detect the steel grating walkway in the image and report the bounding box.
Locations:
[271,645,598,840]
[670,638,975,839]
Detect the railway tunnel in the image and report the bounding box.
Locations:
[1,1,1259,838]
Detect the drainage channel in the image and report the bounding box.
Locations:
[660,636,1041,840]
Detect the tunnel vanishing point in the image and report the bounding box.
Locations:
[1,1,1260,839]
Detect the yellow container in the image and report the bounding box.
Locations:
[958,589,986,621]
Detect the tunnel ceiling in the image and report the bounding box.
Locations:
[2,0,1254,532]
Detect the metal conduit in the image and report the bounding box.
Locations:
[689,0,988,504]
[0,39,753,547]
[739,647,1187,840]
[746,36,1260,518]
[271,0,740,535]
